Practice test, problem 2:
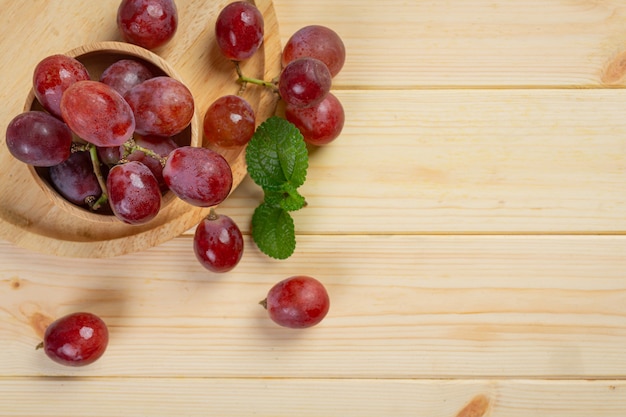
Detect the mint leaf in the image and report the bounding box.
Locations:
[245,116,308,190]
[251,203,296,259]
[264,184,307,212]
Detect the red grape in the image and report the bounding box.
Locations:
[107,161,162,224]
[215,1,264,61]
[100,58,154,96]
[124,76,194,137]
[5,111,73,166]
[60,80,135,147]
[97,145,122,166]
[41,312,108,367]
[125,134,178,188]
[117,0,178,50]
[162,146,233,207]
[282,25,346,77]
[203,95,255,148]
[193,209,244,273]
[49,150,103,207]
[278,57,332,108]
[285,92,345,146]
[262,275,330,329]
[33,54,90,118]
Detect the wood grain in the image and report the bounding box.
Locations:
[1,235,625,379]
[1,0,626,416]
[274,0,626,88]
[0,379,624,417]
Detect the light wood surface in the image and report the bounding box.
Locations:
[1,1,626,416]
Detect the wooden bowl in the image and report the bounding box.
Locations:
[0,0,281,258]
[27,41,200,224]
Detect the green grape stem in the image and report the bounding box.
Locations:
[88,145,108,210]
[121,139,168,167]
[234,61,278,92]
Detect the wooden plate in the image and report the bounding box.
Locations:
[0,0,281,258]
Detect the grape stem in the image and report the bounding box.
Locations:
[88,145,109,210]
[121,138,168,167]
[234,61,278,92]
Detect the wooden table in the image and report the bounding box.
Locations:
[1,1,626,415]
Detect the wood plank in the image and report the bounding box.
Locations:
[1,235,625,378]
[0,378,624,417]
[217,89,626,235]
[274,0,626,88]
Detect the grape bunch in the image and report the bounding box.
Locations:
[192,2,347,277]
[6,51,233,225]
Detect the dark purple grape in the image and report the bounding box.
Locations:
[193,209,244,273]
[278,57,332,108]
[60,80,135,147]
[117,0,178,50]
[100,59,154,96]
[124,76,194,137]
[282,25,346,77]
[97,146,122,166]
[203,95,255,148]
[41,312,109,367]
[107,161,161,225]
[49,150,102,206]
[215,1,264,61]
[162,146,233,207]
[285,92,345,146]
[33,54,90,118]
[5,111,72,166]
[261,276,330,329]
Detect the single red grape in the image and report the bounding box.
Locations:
[282,25,346,77]
[33,54,90,118]
[49,150,103,207]
[215,1,264,61]
[5,111,73,166]
[285,92,345,146]
[193,209,244,273]
[203,95,255,148]
[124,76,194,137]
[41,312,109,367]
[117,0,178,50]
[162,146,233,207]
[60,80,135,147]
[100,58,154,96]
[107,161,162,224]
[278,57,332,108]
[261,275,330,329]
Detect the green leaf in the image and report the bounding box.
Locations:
[264,184,307,212]
[251,203,296,260]
[245,116,308,190]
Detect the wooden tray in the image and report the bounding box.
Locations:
[0,0,281,258]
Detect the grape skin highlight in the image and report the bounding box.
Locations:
[117,0,178,50]
[5,111,73,167]
[60,80,135,147]
[282,25,346,78]
[163,146,233,207]
[203,95,256,148]
[285,92,345,146]
[33,54,90,118]
[215,1,264,61]
[194,211,244,273]
[263,275,330,329]
[107,161,162,225]
[42,312,109,367]
[124,76,194,137]
[279,57,332,109]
